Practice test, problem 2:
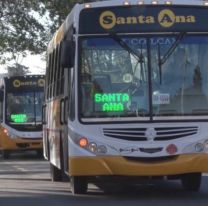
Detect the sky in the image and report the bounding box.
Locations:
[1,53,46,75]
[0,8,48,75]
[21,54,46,75]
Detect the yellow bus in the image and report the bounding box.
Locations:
[0,75,45,159]
[43,0,208,194]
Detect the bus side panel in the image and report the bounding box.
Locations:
[46,99,62,169]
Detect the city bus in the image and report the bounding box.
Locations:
[43,0,208,194]
[0,75,45,159]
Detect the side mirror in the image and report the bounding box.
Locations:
[60,40,75,68]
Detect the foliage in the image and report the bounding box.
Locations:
[0,1,47,63]
[42,0,82,34]
[0,0,95,73]
[7,63,30,76]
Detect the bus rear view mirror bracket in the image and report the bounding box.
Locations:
[60,40,75,69]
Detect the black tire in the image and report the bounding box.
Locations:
[70,176,88,195]
[181,173,201,191]
[36,149,43,158]
[50,163,62,182]
[2,150,10,159]
[60,136,69,182]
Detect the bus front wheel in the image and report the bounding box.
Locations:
[70,176,88,195]
[50,163,62,182]
[181,173,201,191]
[2,150,10,159]
[36,149,43,158]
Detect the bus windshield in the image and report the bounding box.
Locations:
[6,91,44,124]
[80,34,208,119]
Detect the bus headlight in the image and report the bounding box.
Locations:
[76,136,108,154]
[9,134,17,139]
[183,140,208,153]
[88,142,97,153]
[204,140,208,148]
[3,128,8,134]
[195,143,205,152]
[7,131,17,139]
[97,145,107,154]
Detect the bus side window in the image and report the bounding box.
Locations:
[0,90,3,122]
[60,40,75,69]
[0,90,3,102]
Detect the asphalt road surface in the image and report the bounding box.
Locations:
[1,151,208,206]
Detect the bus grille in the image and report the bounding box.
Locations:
[103,126,198,141]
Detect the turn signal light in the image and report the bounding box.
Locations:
[3,129,8,134]
[79,137,88,148]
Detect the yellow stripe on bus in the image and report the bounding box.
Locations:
[69,154,208,176]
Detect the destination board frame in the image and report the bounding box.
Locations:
[79,5,208,34]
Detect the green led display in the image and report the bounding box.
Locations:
[94,93,130,112]
[11,114,27,123]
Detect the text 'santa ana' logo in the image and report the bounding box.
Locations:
[99,11,116,29]
[158,9,196,27]
[38,79,45,87]
[158,9,175,27]
[99,9,196,29]
[13,79,21,87]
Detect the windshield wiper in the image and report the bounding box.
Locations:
[158,32,186,84]
[158,32,186,66]
[109,32,146,85]
[109,33,142,63]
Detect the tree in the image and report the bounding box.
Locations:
[0,0,92,63]
[7,63,30,76]
[0,1,48,64]
[0,0,97,71]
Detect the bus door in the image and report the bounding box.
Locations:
[60,68,74,175]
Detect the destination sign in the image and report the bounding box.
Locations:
[12,79,45,88]
[79,6,208,34]
[11,114,27,123]
[94,93,130,112]
[5,76,45,91]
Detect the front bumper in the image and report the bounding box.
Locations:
[0,137,42,150]
[69,154,208,176]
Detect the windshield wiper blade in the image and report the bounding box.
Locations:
[109,33,142,62]
[159,32,186,66]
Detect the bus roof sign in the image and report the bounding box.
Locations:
[79,6,208,34]
[4,76,45,92]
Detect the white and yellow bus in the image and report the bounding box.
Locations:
[43,0,208,194]
[0,75,45,159]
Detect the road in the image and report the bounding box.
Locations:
[1,152,208,206]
